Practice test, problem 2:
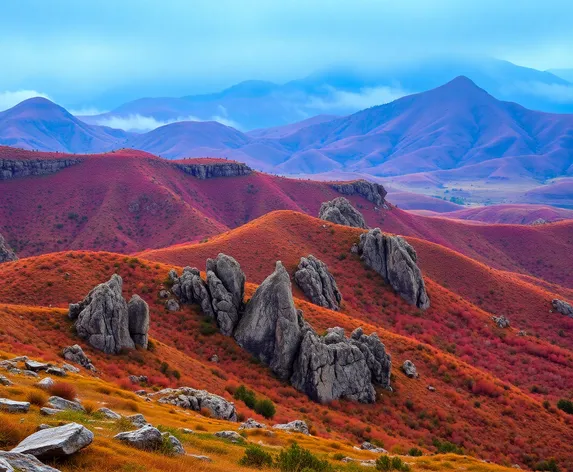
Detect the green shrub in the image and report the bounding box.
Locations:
[534,458,560,472]
[407,447,423,457]
[375,455,410,471]
[234,385,257,409]
[254,398,276,419]
[275,443,332,472]
[432,439,463,455]
[557,399,573,414]
[239,445,273,469]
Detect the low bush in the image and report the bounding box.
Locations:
[407,447,423,457]
[27,390,48,406]
[239,444,273,469]
[276,443,332,472]
[432,438,463,455]
[376,455,411,471]
[255,398,276,419]
[557,399,573,414]
[48,381,77,401]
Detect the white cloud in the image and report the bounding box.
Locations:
[307,86,409,112]
[0,90,51,111]
[511,81,573,104]
[95,113,243,132]
[69,107,106,116]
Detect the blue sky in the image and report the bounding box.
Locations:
[1,0,572,110]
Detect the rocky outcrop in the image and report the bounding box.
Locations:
[154,387,237,421]
[294,255,342,310]
[319,197,367,228]
[239,418,266,430]
[128,295,150,349]
[0,451,61,472]
[114,425,163,451]
[206,254,246,335]
[330,180,387,206]
[171,267,214,317]
[291,326,391,403]
[234,262,304,380]
[12,423,93,459]
[0,158,81,180]
[272,420,310,435]
[552,299,573,317]
[0,234,17,263]
[69,275,149,354]
[62,345,95,371]
[358,229,430,309]
[492,315,510,328]
[175,161,252,179]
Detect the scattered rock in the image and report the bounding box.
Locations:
[70,275,149,354]
[61,364,80,374]
[360,441,388,453]
[552,299,573,317]
[114,425,163,450]
[96,407,121,420]
[155,387,237,421]
[294,255,342,310]
[127,295,150,349]
[0,398,30,413]
[492,315,510,328]
[40,408,63,416]
[427,385,436,392]
[319,197,367,228]
[189,454,212,462]
[127,414,148,427]
[162,433,185,455]
[341,457,376,467]
[128,375,148,385]
[0,375,12,386]
[158,290,169,299]
[234,261,304,380]
[402,360,418,378]
[272,420,310,435]
[47,397,85,412]
[214,431,243,443]
[45,368,66,377]
[518,330,527,337]
[24,361,49,372]
[239,418,267,430]
[23,371,39,378]
[0,233,18,263]
[209,354,219,363]
[36,378,55,390]
[0,451,61,472]
[531,218,547,226]
[12,422,93,459]
[206,254,246,335]
[181,428,195,434]
[358,229,430,309]
[62,345,95,371]
[165,299,179,311]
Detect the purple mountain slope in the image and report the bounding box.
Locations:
[0,98,132,153]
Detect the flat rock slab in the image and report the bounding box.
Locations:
[24,361,50,372]
[40,408,64,416]
[0,398,30,413]
[45,368,66,377]
[96,407,121,420]
[47,397,85,412]
[0,451,61,472]
[12,422,93,459]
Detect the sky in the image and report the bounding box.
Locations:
[1,0,572,112]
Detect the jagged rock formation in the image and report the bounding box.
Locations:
[294,255,342,310]
[0,158,81,180]
[330,180,388,206]
[234,262,304,380]
[319,197,367,228]
[154,387,237,421]
[0,234,17,263]
[171,255,392,404]
[358,229,430,309]
[552,299,573,317]
[127,295,150,349]
[62,345,95,371]
[175,161,252,179]
[206,254,245,335]
[68,275,149,354]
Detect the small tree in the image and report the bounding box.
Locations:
[254,398,276,419]
[557,399,573,414]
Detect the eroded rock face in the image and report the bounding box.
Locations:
[0,158,80,181]
[128,295,150,349]
[175,161,252,179]
[12,423,93,459]
[350,327,392,390]
[69,275,149,354]
[154,387,237,421]
[294,255,342,310]
[0,234,17,263]
[358,229,430,310]
[171,267,214,317]
[330,180,387,206]
[234,262,304,380]
[319,197,367,229]
[62,345,95,371]
[206,254,245,335]
[291,327,376,403]
[552,299,573,317]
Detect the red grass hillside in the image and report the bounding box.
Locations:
[1,249,573,469]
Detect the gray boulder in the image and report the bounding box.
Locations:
[40,408,63,417]
[234,262,304,380]
[62,345,95,371]
[0,234,18,263]
[552,299,573,317]
[290,327,376,403]
[402,360,418,378]
[361,441,388,453]
[0,398,30,413]
[171,267,214,317]
[239,418,267,430]
[70,275,135,354]
[24,361,49,372]
[294,255,342,310]
[127,414,148,427]
[0,452,60,472]
[96,407,121,420]
[154,387,237,421]
[0,375,12,386]
[47,397,85,412]
[214,431,243,443]
[319,197,367,229]
[492,315,510,328]
[12,423,93,459]
[114,425,163,450]
[36,378,55,390]
[165,299,179,311]
[162,433,185,455]
[207,254,246,335]
[272,420,310,435]
[127,295,150,349]
[358,229,430,309]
